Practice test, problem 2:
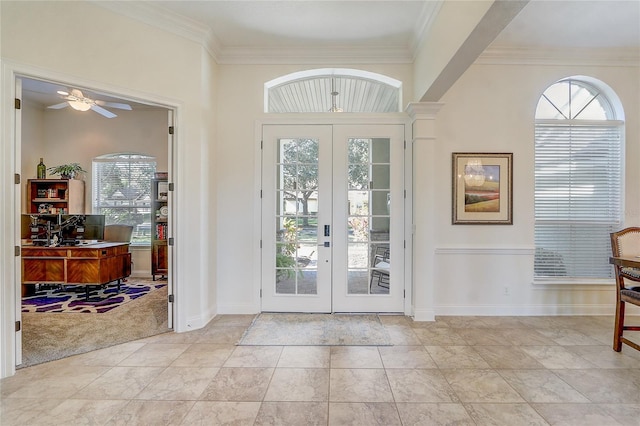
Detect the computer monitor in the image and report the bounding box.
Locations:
[22,214,105,245]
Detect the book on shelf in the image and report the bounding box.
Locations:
[155,223,168,240]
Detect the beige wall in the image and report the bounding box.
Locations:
[1,0,219,351]
[22,106,169,210]
[423,60,640,315]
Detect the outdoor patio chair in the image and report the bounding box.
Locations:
[370,246,390,290]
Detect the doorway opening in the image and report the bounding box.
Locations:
[15,75,175,367]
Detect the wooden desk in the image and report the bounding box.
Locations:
[609,256,640,269]
[22,242,131,299]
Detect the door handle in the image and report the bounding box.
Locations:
[317,242,330,247]
[324,225,330,237]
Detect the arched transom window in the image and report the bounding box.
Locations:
[265,68,402,113]
[534,78,623,280]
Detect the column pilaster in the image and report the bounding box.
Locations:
[406,102,443,321]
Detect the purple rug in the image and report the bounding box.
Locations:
[22,280,166,314]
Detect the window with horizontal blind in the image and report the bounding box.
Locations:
[534,78,623,279]
[93,153,156,245]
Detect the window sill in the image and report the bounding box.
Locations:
[532,278,614,290]
[130,244,151,250]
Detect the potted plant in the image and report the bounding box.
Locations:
[47,163,86,179]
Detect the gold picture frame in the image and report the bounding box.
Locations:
[452,152,513,225]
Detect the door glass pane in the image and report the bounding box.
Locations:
[346,138,390,295]
[348,269,368,294]
[348,243,368,268]
[348,191,369,216]
[348,217,369,242]
[348,165,369,189]
[275,138,319,295]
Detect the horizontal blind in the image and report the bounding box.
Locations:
[92,154,156,245]
[534,122,622,278]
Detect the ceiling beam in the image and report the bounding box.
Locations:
[419,0,529,102]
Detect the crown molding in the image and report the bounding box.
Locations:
[91,1,416,65]
[215,45,413,65]
[478,45,640,67]
[405,102,444,120]
[92,1,639,67]
[91,0,222,60]
[409,0,443,61]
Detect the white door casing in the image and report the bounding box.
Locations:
[261,124,405,313]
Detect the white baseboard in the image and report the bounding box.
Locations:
[216,302,260,315]
[180,309,216,332]
[433,304,615,316]
[413,308,436,322]
[130,269,151,278]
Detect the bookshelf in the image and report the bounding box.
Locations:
[27,179,85,214]
[151,176,168,280]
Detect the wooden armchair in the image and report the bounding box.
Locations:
[610,227,640,352]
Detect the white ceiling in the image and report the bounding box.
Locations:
[139,0,640,58]
[493,0,640,49]
[23,0,640,111]
[146,0,433,61]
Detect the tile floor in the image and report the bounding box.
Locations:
[1,314,640,425]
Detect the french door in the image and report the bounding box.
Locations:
[261,124,405,313]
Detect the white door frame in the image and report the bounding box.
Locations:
[254,114,412,316]
[261,124,334,312]
[0,61,181,378]
[331,124,405,313]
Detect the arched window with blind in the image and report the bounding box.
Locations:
[534,77,624,280]
[92,153,156,245]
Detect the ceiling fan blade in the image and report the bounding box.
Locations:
[90,104,117,118]
[95,100,132,110]
[47,102,69,110]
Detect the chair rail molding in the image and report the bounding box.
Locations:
[435,247,535,256]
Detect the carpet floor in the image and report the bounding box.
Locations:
[22,280,167,313]
[20,278,170,368]
[238,313,392,346]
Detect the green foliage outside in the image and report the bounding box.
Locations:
[281,138,371,226]
[276,217,298,281]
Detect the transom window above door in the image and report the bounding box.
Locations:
[265,68,402,113]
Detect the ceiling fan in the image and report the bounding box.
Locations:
[47,89,132,118]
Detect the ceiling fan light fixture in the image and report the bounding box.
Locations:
[68,100,91,111]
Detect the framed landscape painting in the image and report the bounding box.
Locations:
[452,152,513,225]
